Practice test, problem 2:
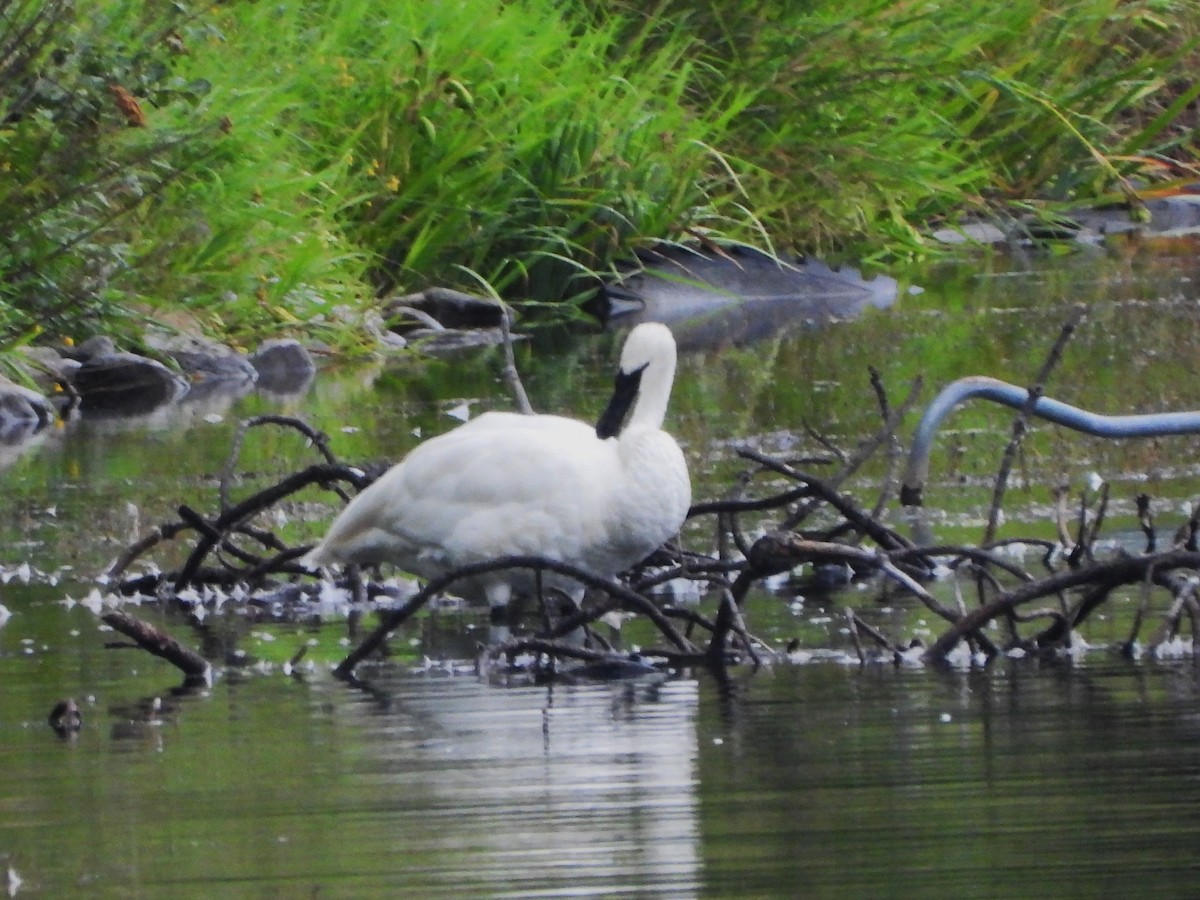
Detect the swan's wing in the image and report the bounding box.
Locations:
[305,413,615,570]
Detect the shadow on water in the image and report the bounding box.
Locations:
[6,244,1200,894]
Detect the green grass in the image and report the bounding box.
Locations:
[622,0,1200,258]
[0,0,1196,353]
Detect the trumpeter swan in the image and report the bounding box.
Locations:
[302,322,691,615]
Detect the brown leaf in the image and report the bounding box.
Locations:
[108,83,146,127]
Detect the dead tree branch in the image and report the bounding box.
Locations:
[924,548,1200,663]
[984,304,1086,546]
[101,610,211,685]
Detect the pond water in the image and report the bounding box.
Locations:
[4,239,1200,896]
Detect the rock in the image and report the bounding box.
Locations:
[383,287,511,332]
[932,195,1200,246]
[249,338,316,394]
[144,333,258,385]
[16,346,81,390]
[0,376,54,452]
[597,244,908,349]
[71,352,189,414]
[0,376,54,432]
[929,221,1011,245]
[404,328,522,354]
[173,350,258,385]
[1060,195,1200,239]
[48,698,82,738]
[64,335,118,362]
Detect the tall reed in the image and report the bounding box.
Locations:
[1,0,1196,349]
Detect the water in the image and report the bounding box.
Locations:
[5,242,1200,896]
[699,662,1200,898]
[6,646,1200,896]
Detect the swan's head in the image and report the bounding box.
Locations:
[618,322,676,374]
[595,323,677,439]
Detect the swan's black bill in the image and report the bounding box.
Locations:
[595,363,646,439]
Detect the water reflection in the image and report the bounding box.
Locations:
[340,671,701,897]
[0,420,53,472]
[6,578,1200,896]
[698,661,1200,898]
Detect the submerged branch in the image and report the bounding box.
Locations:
[101,610,211,685]
[333,555,698,678]
[101,353,1200,681]
[923,548,1200,663]
[174,462,371,589]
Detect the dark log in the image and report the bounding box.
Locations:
[101,609,211,685]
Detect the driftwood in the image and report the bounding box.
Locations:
[101,405,1200,677]
[101,609,211,685]
[96,310,1200,680]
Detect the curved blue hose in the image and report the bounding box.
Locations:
[901,376,1200,506]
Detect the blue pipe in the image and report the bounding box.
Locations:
[901,376,1200,506]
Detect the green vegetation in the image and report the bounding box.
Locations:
[1,0,1196,351]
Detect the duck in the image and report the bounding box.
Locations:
[302,322,691,617]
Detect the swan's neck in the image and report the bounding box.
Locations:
[626,357,675,431]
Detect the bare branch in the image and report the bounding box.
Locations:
[101,610,211,685]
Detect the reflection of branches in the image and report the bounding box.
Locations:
[108,461,370,588]
[782,374,923,530]
[334,555,698,679]
[109,416,371,588]
[220,415,342,510]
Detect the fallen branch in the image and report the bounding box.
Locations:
[845,608,904,663]
[174,462,371,589]
[220,415,341,511]
[101,609,211,685]
[983,303,1085,545]
[737,450,915,553]
[924,548,1200,663]
[738,531,955,618]
[783,375,923,530]
[97,354,1200,679]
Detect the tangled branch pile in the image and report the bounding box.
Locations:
[101,372,1200,684]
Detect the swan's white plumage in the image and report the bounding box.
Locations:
[303,322,690,606]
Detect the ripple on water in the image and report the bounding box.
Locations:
[339,672,703,898]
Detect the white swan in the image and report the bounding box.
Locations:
[302,322,691,613]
